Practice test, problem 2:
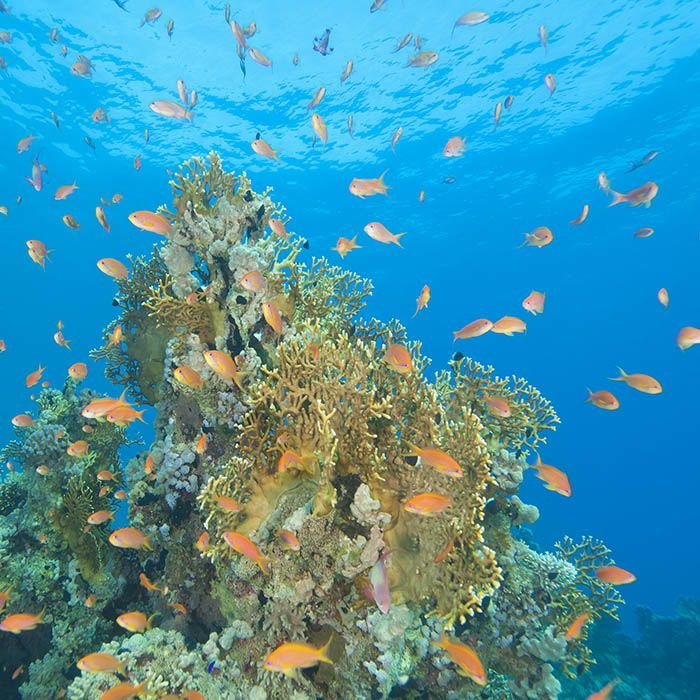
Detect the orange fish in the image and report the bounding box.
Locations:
[68,362,88,381]
[418,190,425,203]
[107,324,123,347]
[570,204,589,225]
[262,301,283,334]
[203,350,247,389]
[11,414,34,427]
[11,664,25,680]
[87,510,115,525]
[196,433,207,455]
[609,182,658,208]
[54,183,78,200]
[27,239,51,269]
[106,406,145,426]
[26,365,45,388]
[405,443,462,478]
[114,490,127,500]
[483,394,511,418]
[384,343,412,374]
[222,531,270,573]
[97,470,116,482]
[332,235,361,259]
[91,108,109,123]
[404,492,451,515]
[453,319,493,341]
[216,495,240,512]
[128,211,172,235]
[657,288,669,309]
[531,454,571,497]
[519,226,553,248]
[36,465,49,476]
[109,527,153,550]
[311,113,327,144]
[364,221,405,247]
[67,440,89,457]
[433,537,454,564]
[491,316,526,336]
[63,215,80,230]
[240,270,266,292]
[432,635,486,686]
[522,290,545,315]
[98,486,112,498]
[586,389,620,410]
[609,368,662,394]
[173,365,204,389]
[264,639,333,677]
[278,449,312,473]
[677,326,700,351]
[116,611,155,633]
[170,602,187,615]
[0,610,45,633]
[565,612,590,641]
[0,588,11,613]
[268,218,288,239]
[251,138,280,161]
[97,258,129,279]
[349,171,389,198]
[77,652,124,673]
[277,529,301,551]
[595,566,636,585]
[95,206,110,232]
[195,532,210,553]
[85,595,96,608]
[82,392,130,419]
[443,136,466,157]
[587,679,620,700]
[99,682,147,700]
[139,573,160,592]
[413,285,430,317]
[17,134,34,153]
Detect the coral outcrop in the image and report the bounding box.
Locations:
[0,154,625,700]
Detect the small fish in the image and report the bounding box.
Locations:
[340,59,353,83]
[418,190,425,203]
[243,21,257,38]
[107,324,123,347]
[128,210,172,234]
[633,227,654,239]
[84,595,96,608]
[347,114,354,137]
[384,343,412,374]
[598,172,611,193]
[413,285,430,317]
[95,206,111,232]
[149,100,193,121]
[609,368,662,394]
[539,24,548,50]
[112,193,124,203]
[677,326,700,351]
[0,610,45,634]
[140,8,162,27]
[203,350,247,389]
[222,531,270,573]
[77,653,124,674]
[133,154,141,171]
[307,86,326,111]
[519,226,553,248]
[167,18,174,39]
[544,73,557,95]
[442,176,456,184]
[170,602,187,615]
[71,61,92,78]
[195,532,210,553]
[570,204,589,225]
[504,95,514,109]
[432,635,486,686]
[293,52,299,66]
[349,171,389,197]
[595,566,636,585]
[364,221,405,247]
[69,363,88,381]
[311,113,328,144]
[26,364,45,388]
[483,394,512,418]
[443,136,466,157]
[453,319,493,340]
[390,126,403,152]
[176,78,188,107]
[393,32,412,52]
[407,51,438,68]
[11,664,25,680]
[264,639,333,676]
[657,288,669,309]
[627,150,658,172]
[67,440,89,457]
[249,47,272,67]
[565,613,590,641]
[251,137,280,160]
[278,450,312,473]
[55,183,78,201]
[277,529,301,551]
[240,270,266,292]
[139,572,160,592]
[522,290,545,315]
[494,101,502,129]
[63,215,80,230]
[491,316,527,336]
[587,679,620,700]
[36,465,49,476]
[262,300,283,334]
[404,492,451,515]
[99,682,147,700]
[0,31,11,43]
[25,156,43,191]
[196,433,207,454]
[585,389,620,411]
[313,28,334,56]
[106,405,145,426]
[370,0,387,11]
[109,527,153,550]
[405,443,462,478]
[84,136,96,150]
[11,414,34,427]
[87,510,115,525]
[609,181,658,208]
[531,454,571,497]
[452,11,489,37]
[116,611,155,633]
[16,134,34,153]
[97,258,129,280]
[332,235,361,259]
[173,365,204,389]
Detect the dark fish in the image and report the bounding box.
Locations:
[207,661,216,674]
[313,28,334,56]
[167,18,174,39]
[370,0,386,12]
[442,176,456,184]
[243,190,253,202]
[111,0,129,10]
[627,150,659,172]
[84,136,96,150]
[452,351,464,362]
[302,239,310,250]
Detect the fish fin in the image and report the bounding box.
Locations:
[393,232,406,247]
[146,613,158,629]
[584,387,593,403]
[318,634,335,664]
[608,367,626,381]
[608,190,626,207]
[378,168,389,187]
[143,537,154,552]
[516,234,530,248]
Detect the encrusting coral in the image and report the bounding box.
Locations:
[0,153,625,700]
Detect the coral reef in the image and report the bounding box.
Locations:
[0,154,625,700]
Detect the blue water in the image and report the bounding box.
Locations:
[1,0,698,646]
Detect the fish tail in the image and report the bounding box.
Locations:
[516,235,530,248]
[608,367,626,381]
[146,613,158,629]
[133,681,149,696]
[584,387,593,403]
[257,556,271,575]
[608,190,626,207]
[318,634,335,664]
[143,537,154,552]
[378,169,390,191]
[136,410,146,423]
[117,389,130,406]
[392,232,406,247]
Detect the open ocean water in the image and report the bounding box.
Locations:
[0,1,699,699]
